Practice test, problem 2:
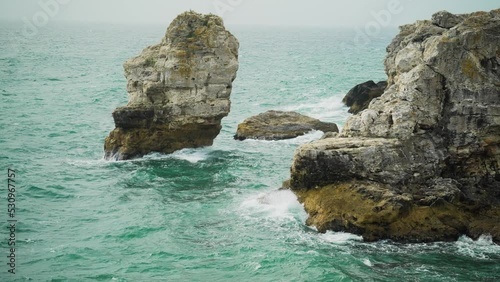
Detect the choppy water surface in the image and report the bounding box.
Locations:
[1,21,499,281]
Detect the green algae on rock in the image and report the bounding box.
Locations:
[288,9,500,243]
[104,11,239,160]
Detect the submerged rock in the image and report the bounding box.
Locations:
[289,9,500,243]
[104,11,239,160]
[234,110,338,141]
[342,80,387,114]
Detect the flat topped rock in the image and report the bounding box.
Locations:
[234,110,338,141]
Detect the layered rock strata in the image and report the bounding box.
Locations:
[289,10,500,243]
[104,11,239,160]
[234,110,339,141]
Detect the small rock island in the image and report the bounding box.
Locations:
[287,10,500,243]
[104,11,239,160]
[234,110,338,141]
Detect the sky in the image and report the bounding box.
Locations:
[0,0,498,27]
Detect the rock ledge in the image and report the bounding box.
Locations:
[288,9,500,243]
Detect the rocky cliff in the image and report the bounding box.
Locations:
[288,10,500,243]
[104,11,239,160]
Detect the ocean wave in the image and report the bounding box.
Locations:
[455,235,500,260]
[64,158,110,167]
[66,147,214,165]
[278,94,350,124]
[140,148,213,163]
[169,148,212,163]
[240,130,324,146]
[318,231,363,244]
[240,189,305,220]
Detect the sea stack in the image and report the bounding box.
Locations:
[104,11,239,160]
[288,10,500,243]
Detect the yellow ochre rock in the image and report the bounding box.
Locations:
[288,9,500,244]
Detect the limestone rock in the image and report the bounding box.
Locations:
[104,11,239,160]
[431,11,465,29]
[342,80,387,114]
[320,132,338,140]
[289,9,500,243]
[234,110,339,141]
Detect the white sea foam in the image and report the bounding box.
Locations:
[240,189,304,219]
[66,147,212,166]
[318,231,363,244]
[455,234,500,259]
[169,148,211,163]
[295,250,319,256]
[362,259,373,267]
[281,130,325,144]
[65,158,109,167]
[143,148,211,163]
[279,94,350,124]
[474,234,496,246]
[240,130,324,146]
[241,261,262,271]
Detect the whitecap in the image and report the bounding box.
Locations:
[169,148,211,163]
[455,234,500,259]
[241,261,262,271]
[101,148,212,164]
[240,130,324,146]
[363,258,373,267]
[295,250,319,256]
[278,94,349,125]
[280,130,325,144]
[319,231,363,244]
[475,234,496,246]
[64,158,109,167]
[240,189,304,219]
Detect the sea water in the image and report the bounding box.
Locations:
[1,21,499,281]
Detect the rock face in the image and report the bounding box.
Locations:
[342,80,387,114]
[289,9,500,243]
[234,110,339,141]
[104,11,239,160]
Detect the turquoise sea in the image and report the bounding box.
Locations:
[1,21,499,281]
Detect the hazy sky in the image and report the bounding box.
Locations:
[1,0,498,27]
